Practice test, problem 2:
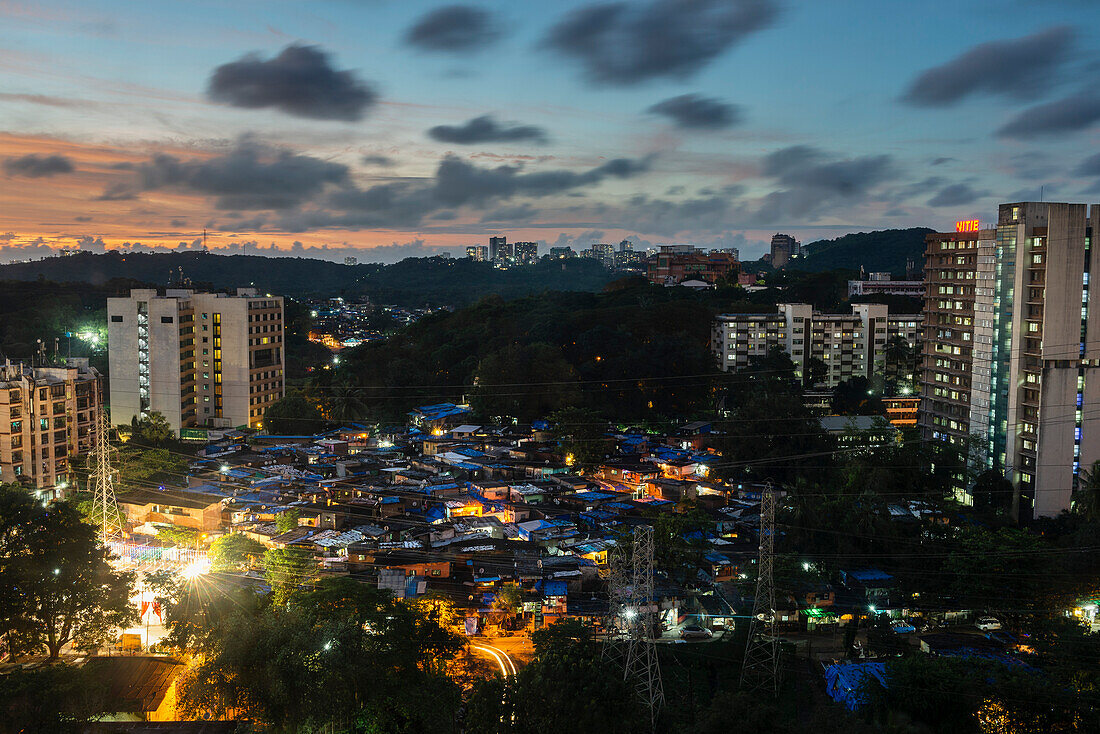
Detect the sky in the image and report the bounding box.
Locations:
[3,0,1100,263]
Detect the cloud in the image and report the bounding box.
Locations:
[117,138,349,210]
[927,183,986,207]
[431,155,650,207]
[479,203,538,222]
[428,115,548,144]
[997,92,1100,139]
[1075,153,1100,178]
[405,5,501,52]
[95,183,138,201]
[170,218,187,227]
[752,145,897,222]
[930,157,955,166]
[207,44,377,121]
[544,0,777,85]
[361,154,394,166]
[3,153,75,177]
[73,216,92,222]
[646,94,741,130]
[902,26,1074,106]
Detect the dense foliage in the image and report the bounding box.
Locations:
[787,228,934,274]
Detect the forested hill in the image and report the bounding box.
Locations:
[0,251,616,306]
[788,227,934,274]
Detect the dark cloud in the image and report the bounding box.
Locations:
[428,115,548,144]
[753,145,897,222]
[207,44,377,121]
[902,26,1073,107]
[361,154,394,167]
[95,183,138,201]
[73,216,93,222]
[1008,151,1057,180]
[479,203,538,222]
[107,138,349,210]
[927,183,986,207]
[1076,153,1100,178]
[544,0,777,85]
[646,94,741,129]
[930,157,955,166]
[432,155,649,207]
[997,92,1100,139]
[170,218,187,227]
[405,5,501,52]
[3,154,75,177]
[621,195,732,235]
[665,185,685,196]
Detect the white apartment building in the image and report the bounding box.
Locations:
[107,288,285,432]
[712,303,921,386]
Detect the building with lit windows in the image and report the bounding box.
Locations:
[919,203,1100,519]
[0,358,103,499]
[465,245,489,262]
[712,303,920,386]
[513,241,538,265]
[107,288,284,432]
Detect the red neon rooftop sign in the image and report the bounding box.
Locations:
[955,220,980,233]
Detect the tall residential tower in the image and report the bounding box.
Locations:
[107,288,284,432]
[919,203,1100,519]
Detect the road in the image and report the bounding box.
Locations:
[469,642,518,677]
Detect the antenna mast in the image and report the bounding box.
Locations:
[90,409,124,544]
[741,483,780,696]
[604,525,664,731]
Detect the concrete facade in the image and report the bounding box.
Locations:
[108,288,284,432]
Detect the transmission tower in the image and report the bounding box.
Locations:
[740,483,780,696]
[90,409,124,544]
[604,525,664,731]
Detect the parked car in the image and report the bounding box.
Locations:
[679,625,713,640]
[891,618,917,634]
[975,617,1002,631]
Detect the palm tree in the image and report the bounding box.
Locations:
[1074,460,1100,523]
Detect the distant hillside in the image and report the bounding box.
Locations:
[788,227,934,274]
[0,251,617,306]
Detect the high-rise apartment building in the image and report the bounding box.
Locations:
[0,358,103,499]
[466,245,489,262]
[713,303,921,386]
[770,233,801,269]
[513,242,538,265]
[919,203,1100,519]
[489,236,510,263]
[107,288,284,433]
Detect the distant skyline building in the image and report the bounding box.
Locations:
[647,245,739,286]
[713,303,920,386]
[919,203,1100,520]
[107,288,284,433]
[0,358,103,500]
[848,273,924,298]
[769,233,801,269]
[489,236,510,263]
[548,246,575,259]
[514,241,538,265]
[466,245,489,262]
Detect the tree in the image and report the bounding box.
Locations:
[263,547,316,606]
[549,406,612,471]
[128,410,174,447]
[0,663,107,734]
[831,376,885,416]
[1074,460,1100,524]
[176,577,463,731]
[804,356,828,388]
[465,619,647,733]
[275,508,301,534]
[208,533,265,572]
[263,392,325,435]
[0,489,137,659]
[471,342,580,421]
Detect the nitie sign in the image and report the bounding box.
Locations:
[955,220,980,233]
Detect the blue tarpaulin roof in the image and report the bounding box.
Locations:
[824,662,888,710]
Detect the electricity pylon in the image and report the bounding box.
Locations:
[604,525,664,731]
[740,483,780,696]
[89,409,124,544]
